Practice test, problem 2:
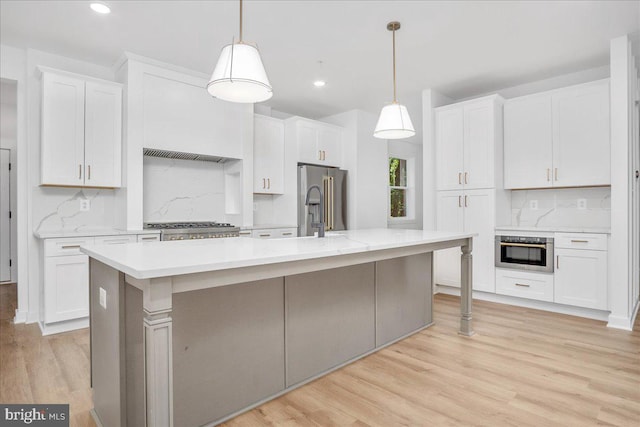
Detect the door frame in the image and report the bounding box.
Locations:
[0,148,11,283]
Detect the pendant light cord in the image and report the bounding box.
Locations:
[239,0,243,43]
[392,26,397,103]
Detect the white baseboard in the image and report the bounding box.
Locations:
[13,309,27,324]
[38,317,89,336]
[435,285,610,322]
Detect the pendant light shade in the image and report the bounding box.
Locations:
[374,103,415,139]
[207,43,272,103]
[374,21,415,140]
[207,0,272,103]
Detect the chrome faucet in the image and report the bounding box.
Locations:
[304,185,325,238]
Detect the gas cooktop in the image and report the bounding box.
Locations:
[143,222,240,241]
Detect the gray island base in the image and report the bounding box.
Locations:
[84,229,474,427]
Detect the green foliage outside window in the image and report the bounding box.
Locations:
[389,158,407,217]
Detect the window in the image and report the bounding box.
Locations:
[389,157,407,218]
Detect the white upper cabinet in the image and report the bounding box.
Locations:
[435,96,502,191]
[552,80,610,187]
[504,79,610,189]
[254,115,285,194]
[41,68,122,188]
[142,73,246,160]
[504,93,554,189]
[291,118,343,167]
[435,108,464,190]
[84,81,122,188]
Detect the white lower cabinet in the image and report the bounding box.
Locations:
[496,268,554,302]
[42,233,152,334]
[554,248,607,310]
[44,254,90,323]
[435,189,496,293]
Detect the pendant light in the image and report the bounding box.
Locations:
[374,21,415,139]
[207,0,272,103]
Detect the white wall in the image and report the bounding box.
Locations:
[609,35,640,330]
[388,141,423,230]
[322,110,388,230]
[0,80,18,282]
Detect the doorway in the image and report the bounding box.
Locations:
[0,79,17,285]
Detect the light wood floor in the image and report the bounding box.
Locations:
[1,283,639,426]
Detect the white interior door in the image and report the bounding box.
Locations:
[632,82,640,306]
[0,149,10,282]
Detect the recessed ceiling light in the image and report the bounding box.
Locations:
[313,80,326,88]
[90,3,111,14]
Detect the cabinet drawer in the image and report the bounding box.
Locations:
[137,234,160,243]
[44,237,95,257]
[554,233,607,251]
[495,268,554,302]
[94,235,137,245]
[238,230,253,238]
[276,228,297,238]
[252,230,273,239]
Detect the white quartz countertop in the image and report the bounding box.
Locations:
[495,225,611,234]
[246,224,298,230]
[34,228,161,239]
[81,228,475,280]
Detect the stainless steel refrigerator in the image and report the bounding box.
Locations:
[298,165,347,236]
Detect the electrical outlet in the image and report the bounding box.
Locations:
[79,199,90,212]
[529,200,538,210]
[99,287,107,309]
[577,198,587,210]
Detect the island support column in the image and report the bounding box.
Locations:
[459,237,474,336]
[137,276,175,427]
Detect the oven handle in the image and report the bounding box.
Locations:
[499,242,547,249]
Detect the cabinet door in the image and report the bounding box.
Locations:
[44,254,89,323]
[41,72,86,186]
[84,81,122,188]
[504,94,553,189]
[552,80,610,187]
[463,102,494,189]
[554,248,607,310]
[297,123,320,164]
[435,191,464,287]
[435,108,464,191]
[317,127,342,167]
[463,190,496,293]
[254,115,285,194]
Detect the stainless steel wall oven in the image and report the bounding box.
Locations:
[495,235,554,272]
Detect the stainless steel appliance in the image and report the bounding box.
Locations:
[495,235,554,272]
[144,222,240,241]
[298,165,347,237]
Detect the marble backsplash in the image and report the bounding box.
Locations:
[34,187,117,232]
[510,187,611,229]
[143,156,226,223]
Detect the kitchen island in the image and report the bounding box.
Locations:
[82,229,475,427]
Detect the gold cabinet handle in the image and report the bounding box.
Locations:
[259,234,270,237]
[515,283,530,288]
[262,178,265,189]
[458,172,462,185]
[62,245,81,249]
[267,178,270,189]
[554,168,558,181]
[547,168,550,182]
[79,164,82,180]
[140,236,157,241]
[556,255,559,269]
[458,195,462,207]
[87,165,91,180]
[319,150,322,160]
[282,232,293,236]
[464,172,468,184]
[570,239,589,243]
[464,195,468,207]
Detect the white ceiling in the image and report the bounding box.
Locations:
[1,0,639,140]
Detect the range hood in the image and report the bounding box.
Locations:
[143,148,230,164]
